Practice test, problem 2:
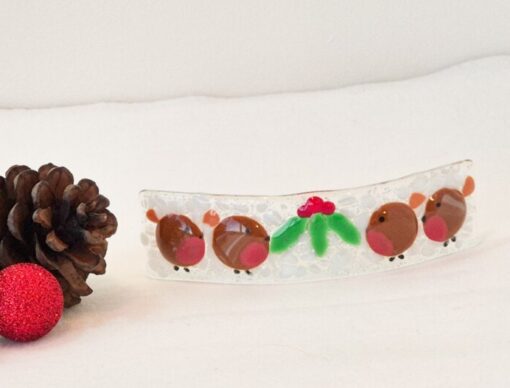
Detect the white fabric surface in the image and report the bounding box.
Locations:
[0,56,509,387]
[1,0,510,108]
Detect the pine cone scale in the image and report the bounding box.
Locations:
[78,179,100,203]
[65,246,103,272]
[35,238,59,270]
[7,203,30,242]
[89,195,110,212]
[38,163,57,180]
[57,256,93,296]
[14,169,39,204]
[87,212,108,227]
[49,167,75,197]
[46,231,69,252]
[63,184,81,207]
[33,207,52,229]
[5,165,30,199]
[82,230,105,245]
[32,181,55,208]
[89,241,108,259]
[96,211,117,237]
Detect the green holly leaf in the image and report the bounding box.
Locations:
[270,216,307,253]
[327,213,361,245]
[310,213,328,257]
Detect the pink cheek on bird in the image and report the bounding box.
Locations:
[424,215,448,242]
[366,230,394,256]
[175,236,205,266]
[239,242,269,269]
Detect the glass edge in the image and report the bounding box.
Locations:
[138,159,474,200]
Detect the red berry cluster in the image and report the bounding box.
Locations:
[297,196,336,218]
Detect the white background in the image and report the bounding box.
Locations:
[1,0,510,108]
[0,56,509,387]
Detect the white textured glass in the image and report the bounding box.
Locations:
[140,160,477,283]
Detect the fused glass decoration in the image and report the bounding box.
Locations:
[366,202,418,261]
[271,196,360,258]
[146,210,205,271]
[212,216,270,273]
[270,217,308,253]
[420,176,474,246]
[140,160,477,283]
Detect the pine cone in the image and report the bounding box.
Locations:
[0,163,117,307]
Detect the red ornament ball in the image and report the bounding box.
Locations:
[0,263,64,342]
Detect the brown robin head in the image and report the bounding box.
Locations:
[212,215,269,270]
[422,189,466,242]
[147,210,205,267]
[413,176,474,243]
[366,202,418,257]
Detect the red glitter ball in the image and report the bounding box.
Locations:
[0,263,64,342]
